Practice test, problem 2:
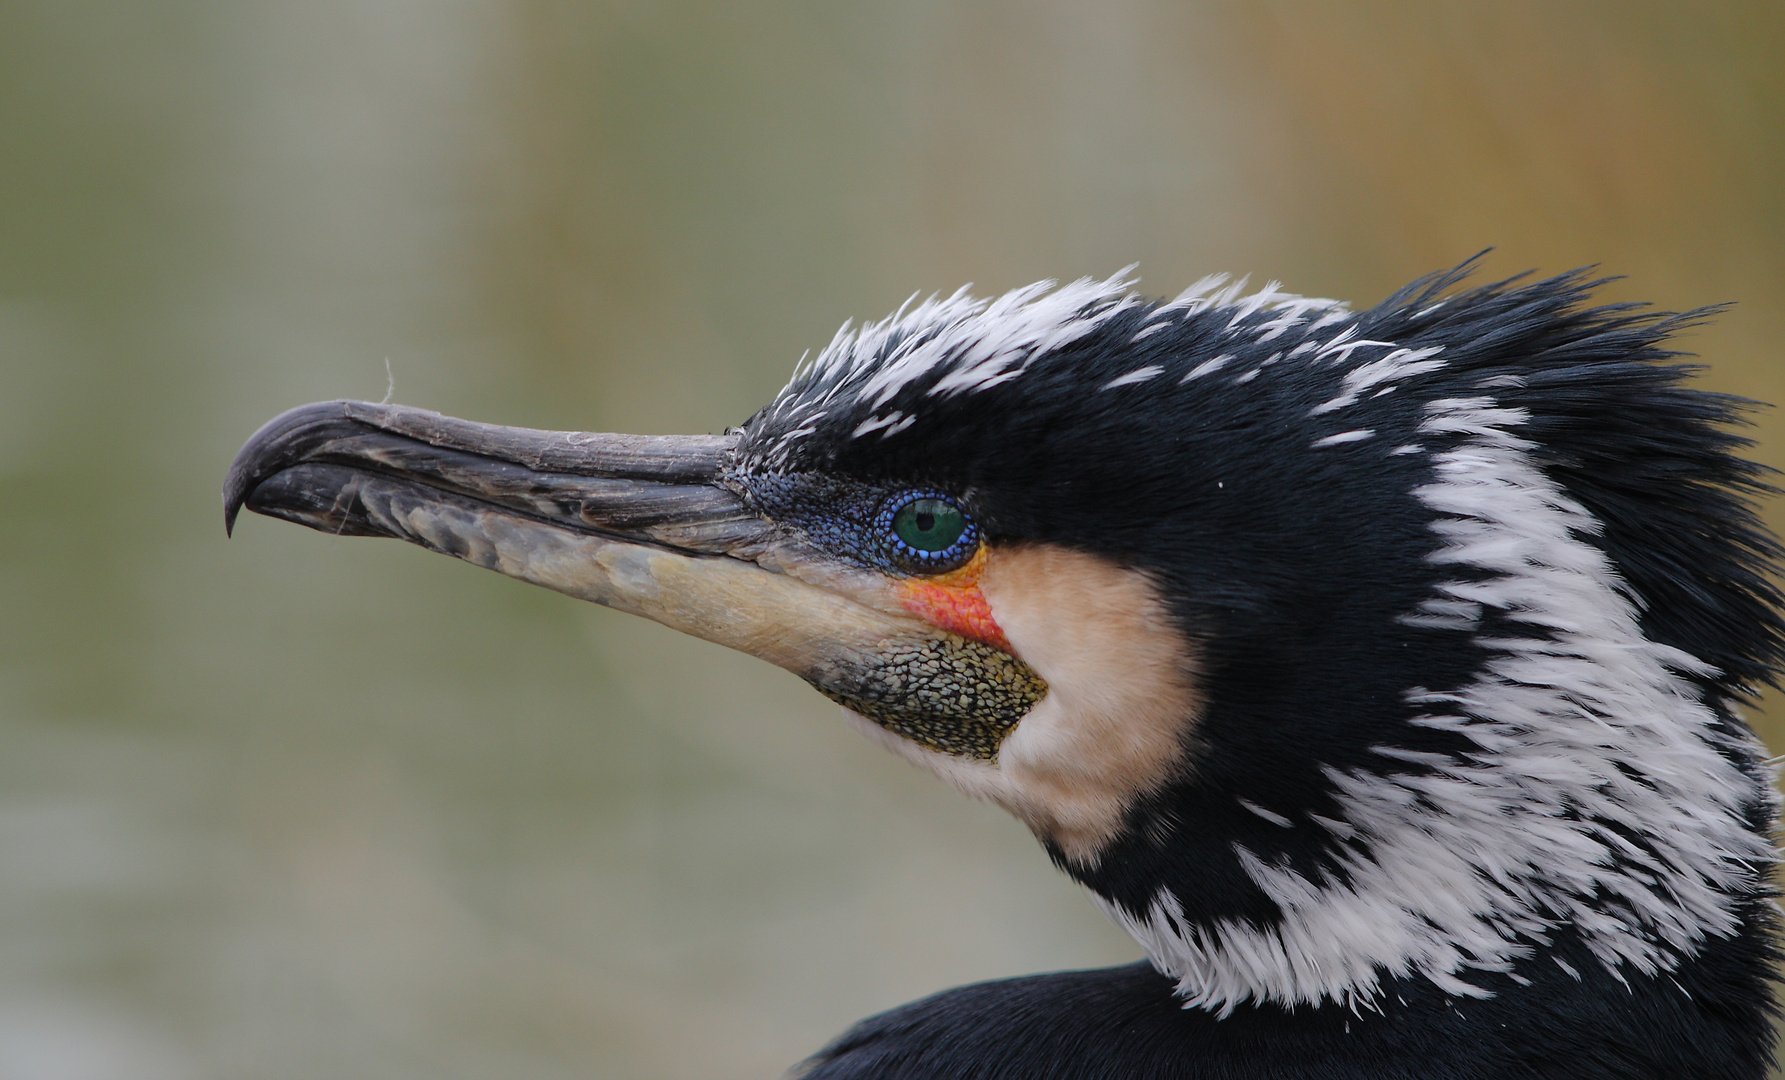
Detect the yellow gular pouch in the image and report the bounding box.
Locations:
[811,633,1047,761]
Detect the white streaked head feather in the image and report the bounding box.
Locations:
[752,272,1367,469]
[753,272,1143,467]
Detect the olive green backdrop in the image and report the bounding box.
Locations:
[1,2,1781,1077]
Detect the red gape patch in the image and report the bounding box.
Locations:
[897,547,1011,652]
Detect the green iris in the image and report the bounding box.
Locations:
[892,497,968,553]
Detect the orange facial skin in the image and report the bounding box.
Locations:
[897,545,1011,652]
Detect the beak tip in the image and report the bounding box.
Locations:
[223,399,365,539]
[223,466,250,537]
[223,443,270,537]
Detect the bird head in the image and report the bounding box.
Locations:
[224,264,1783,1016]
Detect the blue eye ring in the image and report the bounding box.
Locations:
[877,491,978,572]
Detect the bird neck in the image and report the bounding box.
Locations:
[1068,400,1777,1016]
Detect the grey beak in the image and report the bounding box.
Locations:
[224,399,757,552]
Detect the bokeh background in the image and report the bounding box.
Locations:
[2,2,1782,1077]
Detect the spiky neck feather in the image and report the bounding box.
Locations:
[738,264,1783,1024]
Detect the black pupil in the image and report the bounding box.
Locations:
[915,512,935,531]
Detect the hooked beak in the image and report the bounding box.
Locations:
[224,401,1043,755]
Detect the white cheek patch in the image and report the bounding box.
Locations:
[848,545,1203,866]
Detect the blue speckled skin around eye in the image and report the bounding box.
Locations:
[737,472,978,575]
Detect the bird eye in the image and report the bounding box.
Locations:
[882,493,976,571]
[894,498,965,551]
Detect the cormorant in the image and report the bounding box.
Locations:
[224,263,1784,1079]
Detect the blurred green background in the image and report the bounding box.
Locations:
[1,2,1781,1077]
